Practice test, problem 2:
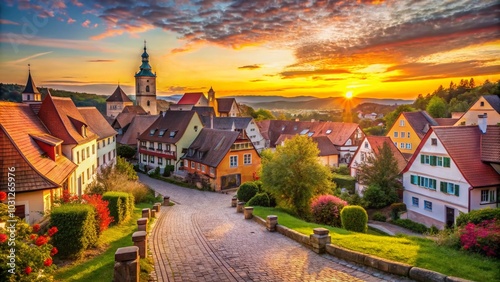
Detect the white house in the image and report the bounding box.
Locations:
[402,119,500,229]
[454,95,500,126]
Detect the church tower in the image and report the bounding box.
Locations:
[22,65,42,104]
[135,41,157,115]
[207,86,217,116]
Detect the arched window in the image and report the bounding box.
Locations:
[146,85,150,92]
[147,100,150,106]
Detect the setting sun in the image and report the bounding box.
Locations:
[345,91,353,99]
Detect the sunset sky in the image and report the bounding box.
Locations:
[1,0,499,99]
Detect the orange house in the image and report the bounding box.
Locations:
[182,128,261,191]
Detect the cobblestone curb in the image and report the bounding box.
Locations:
[252,215,475,282]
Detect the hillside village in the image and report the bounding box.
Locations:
[1,42,499,231]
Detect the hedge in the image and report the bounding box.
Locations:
[340,205,368,233]
[103,191,134,225]
[456,208,500,227]
[247,193,270,207]
[392,219,429,234]
[50,204,97,259]
[237,182,259,202]
[332,173,355,194]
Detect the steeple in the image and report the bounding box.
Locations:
[22,64,42,104]
[134,40,157,115]
[135,40,155,77]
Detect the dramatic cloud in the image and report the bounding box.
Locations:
[238,64,261,70]
[280,69,351,79]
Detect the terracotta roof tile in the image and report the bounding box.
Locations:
[366,136,407,173]
[216,98,237,113]
[106,85,132,102]
[122,105,147,114]
[38,94,98,144]
[403,111,438,139]
[0,102,77,192]
[312,136,340,156]
[481,126,500,163]
[177,92,205,105]
[434,118,459,126]
[113,112,137,129]
[119,115,159,145]
[138,111,197,144]
[78,107,117,139]
[182,128,240,167]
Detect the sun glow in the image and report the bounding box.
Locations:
[345,91,353,99]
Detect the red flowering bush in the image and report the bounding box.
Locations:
[32,224,40,233]
[0,234,7,243]
[82,194,114,235]
[0,191,6,201]
[459,219,500,258]
[310,195,348,227]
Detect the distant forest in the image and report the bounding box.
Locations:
[0,83,107,115]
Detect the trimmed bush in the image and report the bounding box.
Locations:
[103,191,134,225]
[50,204,97,259]
[372,212,387,222]
[456,208,500,227]
[237,182,259,202]
[310,195,348,227]
[341,205,368,233]
[390,202,407,220]
[247,193,270,207]
[163,165,175,177]
[332,174,355,194]
[393,219,429,234]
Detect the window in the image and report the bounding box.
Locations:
[481,189,496,203]
[405,143,411,149]
[108,138,110,145]
[147,100,150,106]
[77,151,80,163]
[197,163,200,170]
[400,120,405,126]
[194,125,198,132]
[146,85,150,92]
[150,129,156,136]
[102,140,105,147]
[424,200,432,211]
[158,158,163,165]
[97,142,100,149]
[169,131,177,138]
[82,149,85,160]
[421,154,450,167]
[431,138,437,146]
[113,149,116,158]
[82,172,85,184]
[440,181,459,196]
[394,131,399,138]
[87,168,90,180]
[401,132,406,138]
[103,154,106,163]
[92,144,95,155]
[364,141,368,149]
[150,156,155,163]
[184,160,189,167]
[86,147,90,158]
[230,156,238,167]
[201,165,206,173]
[244,154,252,165]
[394,142,397,147]
[191,161,195,169]
[143,154,147,162]
[400,143,404,149]
[325,129,332,135]
[27,94,30,100]
[157,143,162,150]
[480,101,484,106]
[408,132,410,138]
[210,167,215,175]
[140,141,146,147]
[159,129,166,137]
[410,175,436,190]
[113,136,115,142]
[412,197,419,207]
[97,157,100,166]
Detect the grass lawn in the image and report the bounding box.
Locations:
[254,207,500,282]
[54,203,155,282]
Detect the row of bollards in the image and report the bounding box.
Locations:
[114,196,171,282]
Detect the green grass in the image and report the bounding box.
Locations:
[254,207,500,282]
[54,203,155,282]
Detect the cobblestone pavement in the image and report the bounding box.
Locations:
[140,175,413,282]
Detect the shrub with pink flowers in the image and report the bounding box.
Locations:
[459,219,500,258]
[310,194,348,227]
[0,200,58,281]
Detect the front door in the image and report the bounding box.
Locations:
[446,207,455,228]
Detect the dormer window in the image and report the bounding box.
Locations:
[300,129,309,135]
[307,132,314,137]
[27,94,31,101]
[150,129,156,136]
[325,129,332,135]
[82,126,87,137]
[159,129,166,137]
[480,101,484,106]
[198,151,203,159]
[281,125,286,131]
[188,149,195,157]
[169,131,177,138]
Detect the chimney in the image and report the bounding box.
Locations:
[163,111,166,117]
[210,113,213,129]
[478,113,487,134]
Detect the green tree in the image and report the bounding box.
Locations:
[115,156,138,180]
[117,144,137,159]
[357,142,402,208]
[426,95,448,118]
[383,104,416,132]
[260,135,334,216]
[253,108,276,121]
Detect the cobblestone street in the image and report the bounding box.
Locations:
[140,175,412,282]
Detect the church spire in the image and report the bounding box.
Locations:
[135,40,155,77]
[22,64,42,104]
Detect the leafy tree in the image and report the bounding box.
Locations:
[383,104,416,132]
[260,135,334,216]
[117,144,137,159]
[253,108,276,121]
[357,142,402,208]
[426,95,448,118]
[115,156,138,180]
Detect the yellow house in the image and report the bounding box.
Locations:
[454,95,500,126]
[386,111,438,156]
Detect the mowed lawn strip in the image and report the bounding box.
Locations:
[253,207,500,282]
[54,203,154,282]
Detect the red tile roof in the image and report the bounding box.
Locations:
[182,128,241,167]
[138,110,198,144]
[481,126,500,163]
[312,136,340,156]
[405,126,500,188]
[38,94,98,144]
[177,92,205,105]
[113,112,137,129]
[434,118,459,126]
[366,136,407,173]
[122,105,147,114]
[216,98,237,113]
[78,107,117,139]
[119,115,159,146]
[0,102,77,192]
[106,85,132,102]
[402,111,438,139]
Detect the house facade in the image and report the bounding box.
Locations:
[209,117,266,153]
[386,111,438,156]
[106,85,134,118]
[137,110,203,172]
[216,98,240,117]
[182,129,261,191]
[402,123,500,229]
[454,95,500,126]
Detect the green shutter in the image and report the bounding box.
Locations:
[432,179,437,190]
[411,175,416,184]
[430,156,436,166]
[444,157,451,167]
[455,185,460,196]
[440,182,446,193]
[421,154,425,164]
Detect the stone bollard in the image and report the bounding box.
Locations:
[266,215,278,232]
[153,203,161,213]
[236,201,245,213]
[163,196,170,206]
[137,218,148,232]
[151,209,156,218]
[132,231,147,259]
[231,196,237,207]
[142,208,151,219]
[310,228,331,254]
[244,207,254,219]
[114,246,140,282]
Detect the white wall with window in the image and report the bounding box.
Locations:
[97,135,116,173]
